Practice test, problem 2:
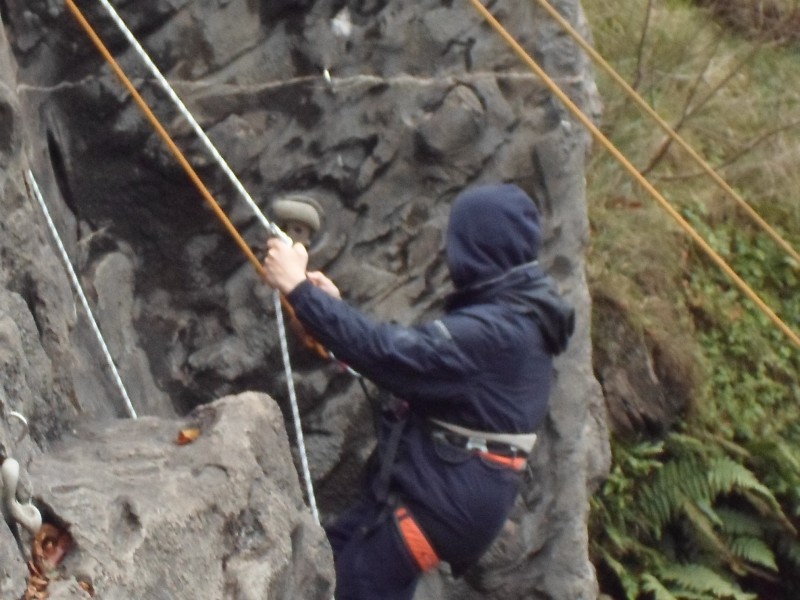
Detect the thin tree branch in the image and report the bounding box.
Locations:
[631,0,654,92]
[640,37,765,177]
[653,118,800,182]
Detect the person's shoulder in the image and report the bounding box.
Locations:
[448,303,547,348]
[440,304,516,341]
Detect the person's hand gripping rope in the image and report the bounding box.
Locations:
[262,238,341,299]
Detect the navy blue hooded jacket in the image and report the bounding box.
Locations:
[287,183,574,570]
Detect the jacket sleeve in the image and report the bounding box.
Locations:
[286,280,474,401]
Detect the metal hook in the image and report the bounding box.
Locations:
[323,68,334,90]
[7,411,29,446]
[1,458,41,533]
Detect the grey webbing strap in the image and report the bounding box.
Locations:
[428,418,538,454]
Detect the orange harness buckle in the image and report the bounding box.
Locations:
[394,506,440,572]
[478,451,527,471]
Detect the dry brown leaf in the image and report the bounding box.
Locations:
[25,522,82,599]
[34,523,72,572]
[78,579,95,597]
[25,556,50,600]
[23,575,49,600]
[27,560,43,578]
[176,427,201,445]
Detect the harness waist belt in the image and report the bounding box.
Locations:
[429,418,538,454]
[431,430,527,470]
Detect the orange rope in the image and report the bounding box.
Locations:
[65,0,328,358]
[535,0,800,267]
[468,0,800,348]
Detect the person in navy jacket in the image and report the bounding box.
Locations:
[263,183,574,600]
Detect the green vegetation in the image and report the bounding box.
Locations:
[583,0,800,597]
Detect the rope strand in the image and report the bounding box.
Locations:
[274,291,319,522]
[25,169,138,419]
[80,0,328,360]
[468,0,800,349]
[65,0,321,520]
[534,0,800,266]
[94,0,290,245]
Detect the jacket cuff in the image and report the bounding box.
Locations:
[286,278,314,306]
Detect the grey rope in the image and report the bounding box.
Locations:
[25,169,138,419]
[93,0,322,518]
[273,291,319,521]
[96,0,290,244]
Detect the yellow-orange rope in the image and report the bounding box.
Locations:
[468,0,800,348]
[535,0,800,267]
[65,0,327,358]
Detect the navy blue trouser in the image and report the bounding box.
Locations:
[324,419,523,598]
[326,497,421,600]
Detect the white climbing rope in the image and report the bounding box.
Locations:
[25,169,138,419]
[93,0,323,519]
[273,291,319,522]
[96,0,290,245]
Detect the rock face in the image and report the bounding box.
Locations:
[28,392,334,600]
[1,1,609,599]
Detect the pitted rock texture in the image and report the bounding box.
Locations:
[1,1,609,599]
[28,392,334,600]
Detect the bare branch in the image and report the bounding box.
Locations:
[653,118,800,182]
[640,37,765,177]
[632,0,654,91]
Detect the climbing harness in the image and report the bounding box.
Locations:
[25,170,138,419]
[429,427,528,471]
[394,505,440,572]
[371,400,410,504]
[428,418,537,453]
[468,0,800,349]
[428,418,534,469]
[64,0,329,522]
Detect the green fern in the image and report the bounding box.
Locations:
[716,508,765,538]
[585,0,800,597]
[728,536,778,571]
[638,453,713,537]
[707,457,775,504]
[591,431,800,598]
[641,573,679,600]
[680,500,730,559]
[775,536,800,570]
[657,564,757,600]
[599,548,641,599]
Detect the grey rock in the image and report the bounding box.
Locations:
[0,0,612,598]
[0,497,26,598]
[28,392,334,600]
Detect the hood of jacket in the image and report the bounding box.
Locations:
[445,184,574,354]
[446,183,542,289]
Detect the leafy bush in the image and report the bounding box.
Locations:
[583,0,800,597]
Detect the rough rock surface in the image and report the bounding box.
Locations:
[28,392,333,600]
[1,1,610,598]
